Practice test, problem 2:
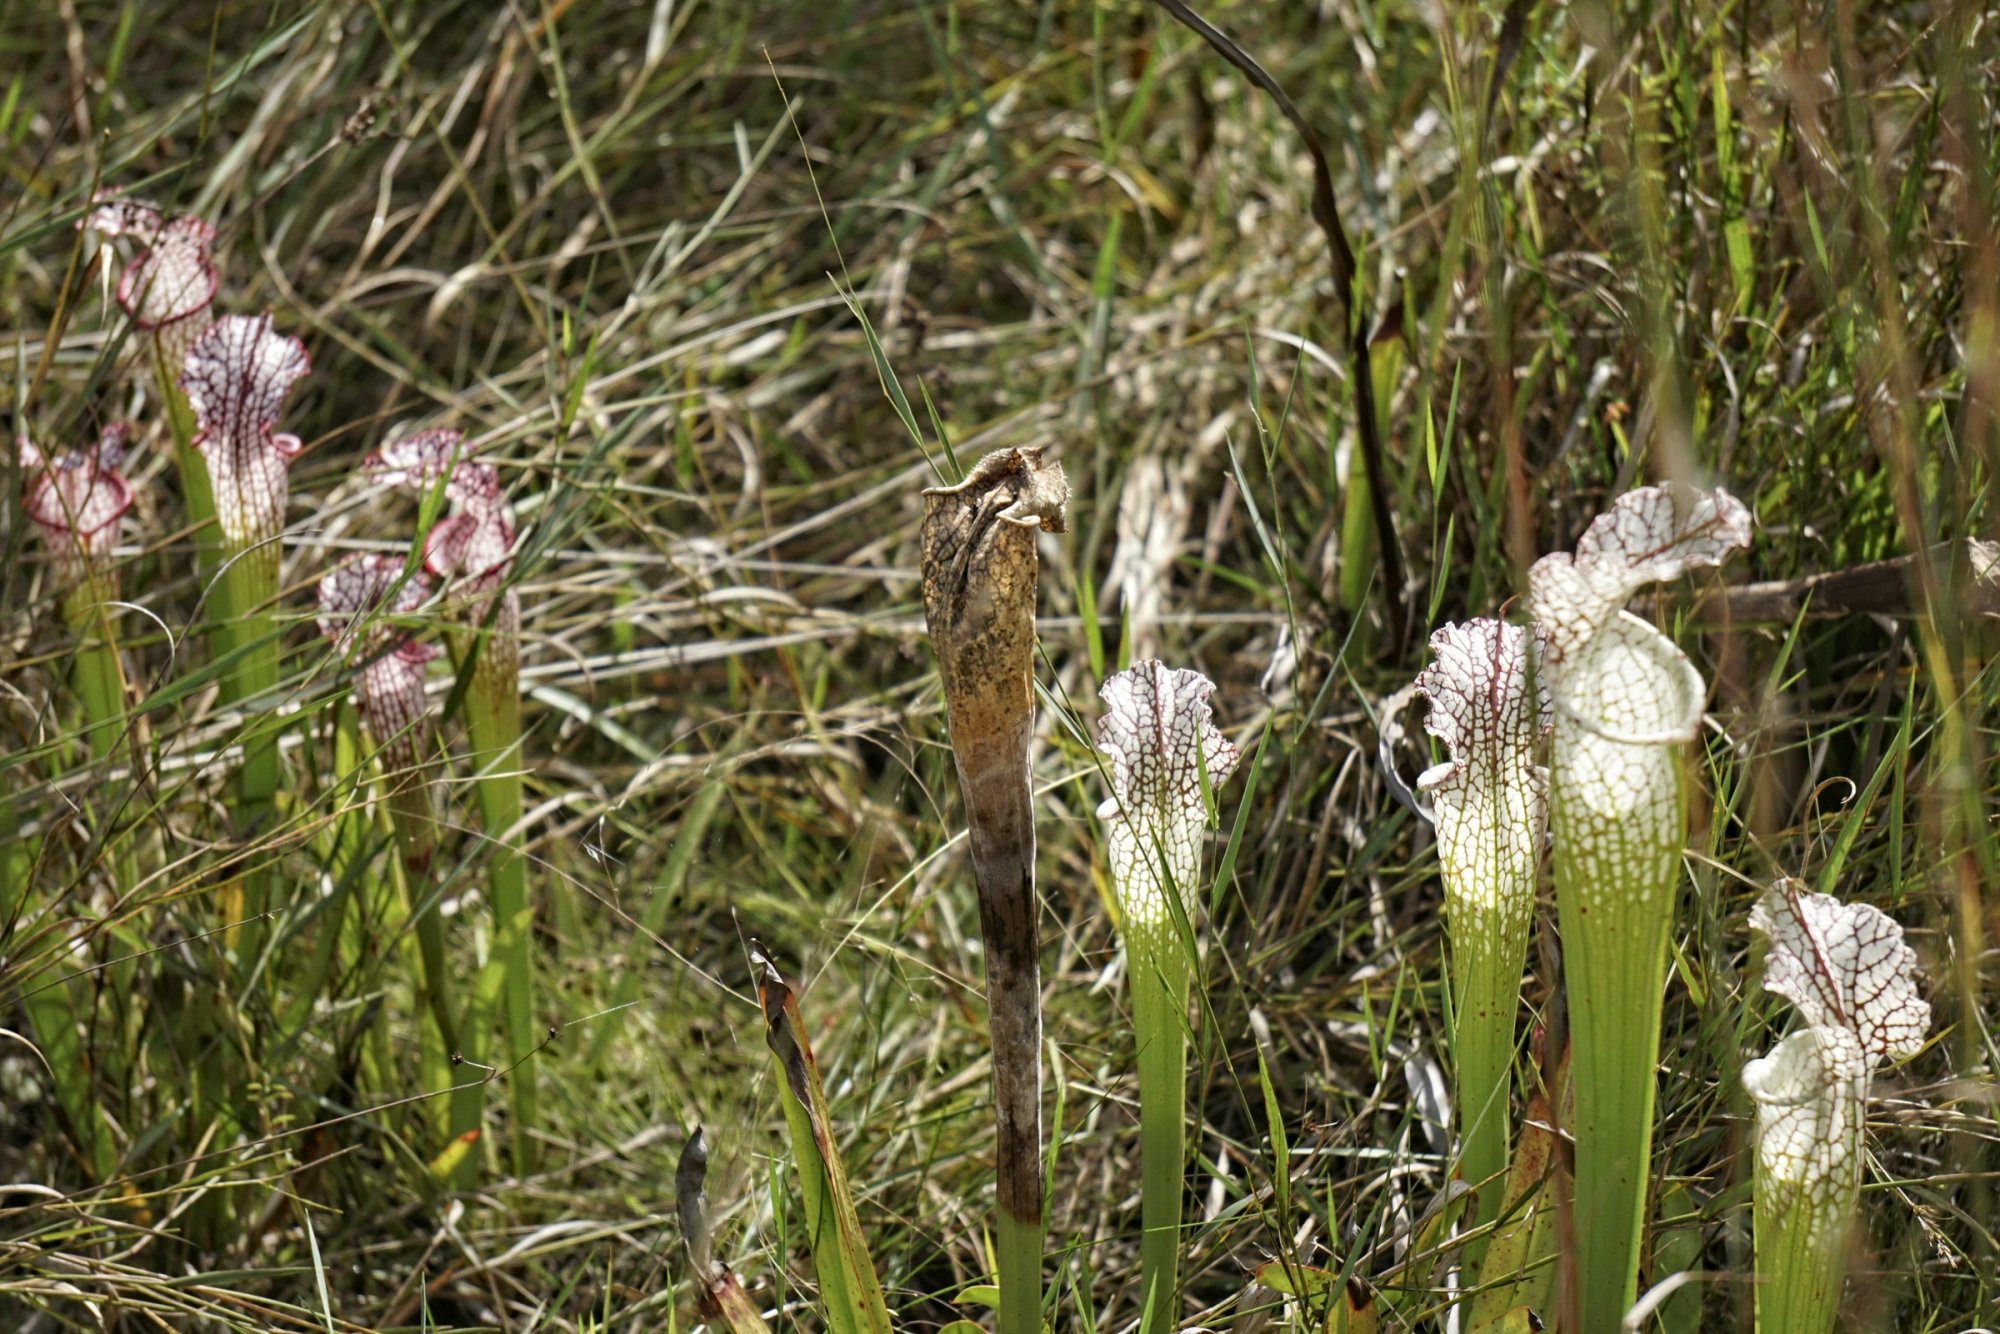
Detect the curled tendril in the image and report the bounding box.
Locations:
[1095,661,1241,927]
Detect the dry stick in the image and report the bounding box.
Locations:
[1150,0,1409,651]
[1644,539,2000,624]
[920,447,1070,1334]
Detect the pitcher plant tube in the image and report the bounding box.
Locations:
[918,445,1069,1334]
[1413,619,1548,1230]
[15,423,137,1179]
[366,427,538,1173]
[314,554,477,1155]
[1745,880,1928,1334]
[1526,482,1751,1327]
[1095,661,1240,1334]
[181,312,311,969]
[84,195,220,567]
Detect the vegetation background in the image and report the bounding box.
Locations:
[2,0,1996,1330]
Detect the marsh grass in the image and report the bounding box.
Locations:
[1,1,1996,1330]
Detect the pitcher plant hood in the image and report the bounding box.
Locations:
[19,424,135,586]
[85,194,219,366]
[316,554,440,771]
[180,314,311,557]
[1095,660,1240,927]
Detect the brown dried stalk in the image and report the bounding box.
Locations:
[919,446,1069,1316]
[1643,539,2000,624]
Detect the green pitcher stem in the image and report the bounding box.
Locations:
[151,344,218,582]
[55,583,130,1180]
[1754,1155,1855,1334]
[1129,918,1190,1334]
[1551,752,1683,1330]
[216,552,284,979]
[460,627,537,1177]
[383,778,479,1167]
[1453,934,1519,1236]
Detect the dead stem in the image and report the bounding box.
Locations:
[919,446,1069,1234]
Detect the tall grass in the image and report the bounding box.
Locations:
[1,2,1994,1330]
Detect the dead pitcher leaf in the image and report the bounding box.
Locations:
[919,446,1068,1240]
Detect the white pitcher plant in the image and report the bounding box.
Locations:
[1746,879,1928,1334]
[84,194,222,569]
[364,427,539,1176]
[180,312,312,969]
[1526,482,1751,1327]
[1413,618,1548,1229]
[1096,660,1240,1334]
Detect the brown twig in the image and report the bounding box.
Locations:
[1151,0,1410,651]
[1642,540,2000,624]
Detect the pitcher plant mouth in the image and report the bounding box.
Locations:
[19,424,135,593]
[180,313,312,564]
[918,444,1067,1334]
[315,555,440,774]
[1550,611,1706,747]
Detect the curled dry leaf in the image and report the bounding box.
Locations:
[676,1126,715,1279]
[181,314,311,556]
[18,424,134,585]
[1095,660,1240,927]
[751,944,893,1333]
[918,446,1068,1238]
[675,1127,775,1333]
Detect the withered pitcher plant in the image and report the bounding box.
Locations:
[919,446,1069,1334]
